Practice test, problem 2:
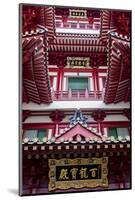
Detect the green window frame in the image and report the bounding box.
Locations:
[37,129,48,141]
[25,130,37,141]
[25,129,48,141]
[68,77,88,90]
[109,128,118,139]
[109,127,129,139]
[117,128,129,138]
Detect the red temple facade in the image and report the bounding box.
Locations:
[20,4,131,195]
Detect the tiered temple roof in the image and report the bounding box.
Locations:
[22,5,131,104]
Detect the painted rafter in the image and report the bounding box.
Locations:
[104,32,130,104]
[39,6,56,41]
[49,36,107,53]
[22,30,53,104]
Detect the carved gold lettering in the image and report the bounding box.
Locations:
[90,168,97,177]
[59,169,69,180]
[79,168,88,179]
[70,168,78,179]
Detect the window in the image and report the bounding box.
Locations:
[25,130,37,141]
[117,128,129,138]
[109,127,129,139]
[25,129,48,141]
[68,77,88,90]
[37,129,48,141]
[109,128,117,139]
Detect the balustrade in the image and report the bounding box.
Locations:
[55,20,100,30]
[52,89,103,101]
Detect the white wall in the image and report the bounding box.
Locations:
[53,77,57,91]
[23,101,130,111]
[104,115,129,122]
[89,77,94,91]
[24,116,52,123]
[64,72,78,76]
[48,72,57,76]
[99,77,103,91]
[63,77,67,91]
[56,28,100,34]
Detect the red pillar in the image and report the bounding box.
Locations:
[61,69,64,91]
[50,110,65,137]
[57,65,63,92]
[91,110,106,136]
[52,121,59,137]
[93,67,99,99]
[97,121,102,135]
[92,68,96,91]
[94,67,100,98]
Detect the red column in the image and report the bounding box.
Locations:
[50,110,65,137]
[93,67,100,99]
[57,65,63,92]
[92,68,96,91]
[61,69,64,91]
[92,69,96,98]
[62,16,68,27]
[95,68,99,92]
[91,110,106,136]
[97,121,102,135]
[94,67,100,98]
[54,122,59,137]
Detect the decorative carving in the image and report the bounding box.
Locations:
[91,110,106,122]
[69,109,88,125]
[50,110,65,122]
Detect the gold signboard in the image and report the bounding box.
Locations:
[48,157,108,191]
[67,57,90,68]
[69,9,87,18]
